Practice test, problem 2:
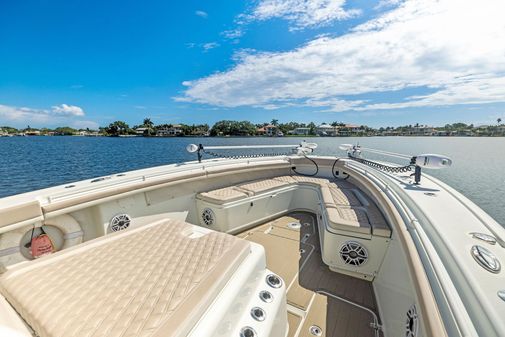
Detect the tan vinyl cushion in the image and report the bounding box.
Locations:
[319,186,336,207]
[326,207,371,235]
[367,204,392,237]
[272,175,298,184]
[237,178,288,194]
[0,219,250,337]
[291,176,330,187]
[328,185,361,206]
[197,186,250,204]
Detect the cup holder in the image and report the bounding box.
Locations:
[250,307,266,321]
[259,290,273,303]
[266,274,282,288]
[240,326,257,337]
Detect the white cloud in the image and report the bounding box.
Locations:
[178,0,505,113]
[195,10,208,18]
[0,104,51,122]
[250,0,361,30]
[222,28,244,39]
[202,42,220,52]
[0,103,87,126]
[51,104,85,116]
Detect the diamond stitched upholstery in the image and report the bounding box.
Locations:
[272,176,298,184]
[328,185,361,206]
[196,175,390,238]
[237,179,288,194]
[0,219,250,337]
[198,186,250,204]
[291,176,330,187]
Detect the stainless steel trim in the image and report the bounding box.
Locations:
[470,232,497,245]
[266,274,283,288]
[239,326,257,337]
[309,325,322,336]
[497,290,505,302]
[259,290,273,303]
[250,307,266,322]
[470,245,501,273]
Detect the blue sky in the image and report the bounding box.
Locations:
[1,0,504,129]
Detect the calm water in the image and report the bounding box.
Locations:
[0,136,503,226]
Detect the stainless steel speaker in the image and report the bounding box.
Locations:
[109,214,131,232]
[405,304,419,337]
[339,241,368,266]
[201,208,215,226]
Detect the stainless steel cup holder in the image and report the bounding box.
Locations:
[266,274,282,288]
[259,290,273,303]
[240,326,257,337]
[250,307,266,321]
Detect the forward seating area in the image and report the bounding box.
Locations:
[196,175,392,280]
[196,175,391,238]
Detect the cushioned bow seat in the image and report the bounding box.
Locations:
[197,186,251,204]
[237,178,289,194]
[0,219,250,337]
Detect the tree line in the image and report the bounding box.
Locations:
[1,118,504,137]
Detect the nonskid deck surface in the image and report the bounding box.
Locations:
[237,212,382,337]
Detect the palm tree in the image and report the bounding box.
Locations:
[143,118,154,128]
[270,119,278,126]
[498,118,502,125]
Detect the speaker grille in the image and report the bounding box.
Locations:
[201,208,215,226]
[339,241,368,266]
[405,304,418,337]
[109,214,131,232]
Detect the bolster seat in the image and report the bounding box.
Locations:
[0,219,250,337]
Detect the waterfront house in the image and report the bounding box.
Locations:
[257,124,277,136]
[135,127,149,136]
[289,127,310,135]
[265,124,277,136]
[316,124,338,136]
[409,125,435,136]
[156,124,183,137]
[24,130,41,136]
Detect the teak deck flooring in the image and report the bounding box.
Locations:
[237,212,382,337]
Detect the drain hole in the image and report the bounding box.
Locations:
[266,274,282,288]
[287,222,302,229]
[240,326,257,337]
[250,307,266,321]
[310,325,322,336]
[259,290,273,303]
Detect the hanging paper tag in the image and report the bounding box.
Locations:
[31,234,54,258]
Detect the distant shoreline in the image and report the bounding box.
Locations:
[2,119,504,137]
[2,134,505,138]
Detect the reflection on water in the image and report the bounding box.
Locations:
[0,136,503,226]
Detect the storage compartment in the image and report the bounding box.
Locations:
[196,186,296,234]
